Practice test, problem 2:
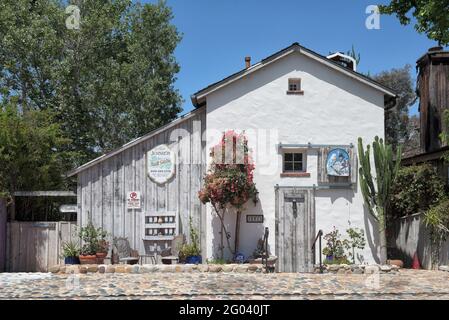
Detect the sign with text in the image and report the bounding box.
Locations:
[147,144,176,184]
[127,191,141,209]
[246,215,264,223]
[59,204,77,213]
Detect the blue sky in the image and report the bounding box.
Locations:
[144,0,441,115]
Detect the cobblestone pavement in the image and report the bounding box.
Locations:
[0,269,448,300]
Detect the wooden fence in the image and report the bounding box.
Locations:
[389,213,449,269]
[6,221,77,272]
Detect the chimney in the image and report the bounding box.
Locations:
[245,56,251,69]
[326,52,357,71]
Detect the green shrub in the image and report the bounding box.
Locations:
[423,199,449,267]
[390,164,446,219]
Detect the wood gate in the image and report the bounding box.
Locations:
[6,221,78,272]
[275,187,315,272]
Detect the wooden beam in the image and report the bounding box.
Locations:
[13,191,76,197]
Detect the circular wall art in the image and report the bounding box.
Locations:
[326,148,350,177]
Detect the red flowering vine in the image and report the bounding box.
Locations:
[198,131,258,259]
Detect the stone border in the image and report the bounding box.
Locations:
[314,264,401,274]
[49,264,264,274]
[439,266,449,272]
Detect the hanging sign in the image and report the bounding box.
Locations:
[127,191,141,209]
[326,148,350,176]
[147,144,176,184]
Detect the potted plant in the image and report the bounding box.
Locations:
[61,240,80,265]
[179,217,202,264]
[322,227,348,264]
[96,229,109,264]
[78,222,100,264]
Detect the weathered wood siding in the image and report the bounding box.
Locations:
[418,50,449,152]
[0,198,6,271]
[77,108,207,260]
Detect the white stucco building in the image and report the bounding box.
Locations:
[69,43,396,272]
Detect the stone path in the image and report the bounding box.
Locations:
[0,269,448,300]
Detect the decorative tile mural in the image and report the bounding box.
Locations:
[326,148,350,176]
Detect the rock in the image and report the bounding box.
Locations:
[124,265,134,273]
[79,266,88,274]
[380,265,392,272]
[328,264,340,272]
[131,265,140,273]
[49,265,60,273]
[115,265,126,273]
[59,266,66,274]
[87,265,98,273]
[183,264,194,272]
[105,265,115,273]
[208,265,223,272]
[341,264,350,270]
[140,265,151,273]
[175,265,183,272]
[65,265,80,274]
[337,268,346,275]
[353,268,364,274]
[198,265,209,272]
[248,264,259,272]
[98,265,106,273]
[387,259,404,268]
[365,265,380,274]
[221,264,234,272]
[235,265,248,273]
[439,265,449,272]
[160,265,176,272]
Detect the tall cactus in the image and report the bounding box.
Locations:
[358,136,401,264]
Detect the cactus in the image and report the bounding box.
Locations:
[358,136,401,264]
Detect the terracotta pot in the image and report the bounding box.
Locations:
[96,252,107,264]
[387,259,404,268]
[79,255,97,265]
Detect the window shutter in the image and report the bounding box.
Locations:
[317,147,331,184]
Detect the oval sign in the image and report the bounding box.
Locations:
[147,144,175,184]
[326,148,350,177]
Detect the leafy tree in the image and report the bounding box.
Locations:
[0,0,182,166]
[373,65,417,150]
[379,0,449,46]
[358,136,401,264]
[0,98,73,219]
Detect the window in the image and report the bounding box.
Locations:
[287,78,303,95]
[283,153,303,172]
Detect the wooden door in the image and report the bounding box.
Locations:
[275,187,315,272]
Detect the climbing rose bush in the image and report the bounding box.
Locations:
[198,130,258,209]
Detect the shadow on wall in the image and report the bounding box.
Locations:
[363,205,380,264]
[211,200,267,261]
[387,213,448,269]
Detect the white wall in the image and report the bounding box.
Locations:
[204,51,385,264]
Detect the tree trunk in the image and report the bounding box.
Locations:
[234,210,242,256]
[379,213,387,264]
